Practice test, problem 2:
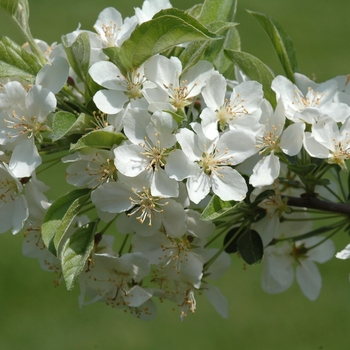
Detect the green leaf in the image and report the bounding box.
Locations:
[52,111,77,142]
[248,10,299,82]
[287,163,316,177]
[237,229,263,265]
[225,50,276,107]
[198,0,237,23]
[215,27,240,79]
[0,36,41,81]
[61,221,98,291]
[42,188,91,256]
[180,0,237,73]
[62,32,91,97]
[0,0,22,14]
[52,112,94,142]
[201,22,238,74]
[163,109,186,125]
[0,0,29,29]
[201,194,240,221]
[252,189,276,206]
[70,130,126,152]
[104,8,220,75]
[186,3,202,18]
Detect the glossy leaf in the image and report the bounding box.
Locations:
[61,221,98,291]
[180,0,237,73]
[237,229,263,265]
[201,194,240,221]
[62,32,91,96]
[70,130,126,151]
[248,10,299,82]
[42,188,91,256]
[287,163,316,177]
[199,0,237,23]
[223,227,242,254]
[0,36,41,81]
[52,112,94,142]
[104,8,220,75]
[225,50,276,107]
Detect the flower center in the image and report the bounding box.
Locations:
[0,176,18,206]
[4,110,43,140]
[164,80,197,109]
[87,156,116,187]
[199,146,232,176]
[293,87,325,111]
[126,71,146,99]
[140,135,168,171]
[328,139,350,171]
[97,21,120,47]
[128,187,168,226]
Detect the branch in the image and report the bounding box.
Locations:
[285,195,350,215]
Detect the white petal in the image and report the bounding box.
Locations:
[296,260,322,300]
[336,243,350,260]
[26,85,56,122]
[123,285,153,307]
[12,194,29,234]
[144,55,177,88]
[217,129,257,165]
[212,167,247,201]
[176,128,202,162]
[89,61,124,90]
[187,172,211,204]
[123,108,151,144]
[250,153,280,187]
[181,60,214,97]
[304,237,335,263]
[9,138,42,177]
[151,167,178,198]
[201,73,226,110]
[114,144,148,177]
[200,107,220,140]
[161,200,187,238]
[230,80,263,113]
[280,122,305,156]
[91,182,133,213]
[36,56,69,94]
[165,149,200,181]
[93,90,128,114]
[203,284,228,318]
[303,132,329,158]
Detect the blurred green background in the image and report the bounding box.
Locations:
[1,0,350,349]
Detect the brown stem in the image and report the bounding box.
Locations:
[285,195,350,215]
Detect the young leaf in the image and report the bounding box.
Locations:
[61,221,98,291]
[0,36,41,81]
[237,229,263,265]
[199,0,237,23]
[42,188,91,256]
[0,0,23,14]
[287,163,317,177]
[180,0,237,73]
[52,111,77,142]
[225,50,276,107]
[201,194,240,221]
[70,130,126,151]
[247,10,299,82]
[52,112,94,142]
[104,8,221,75]
[62,32,91,97]
[201,22,238,74]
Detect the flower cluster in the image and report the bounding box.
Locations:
[1,0,350,320]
